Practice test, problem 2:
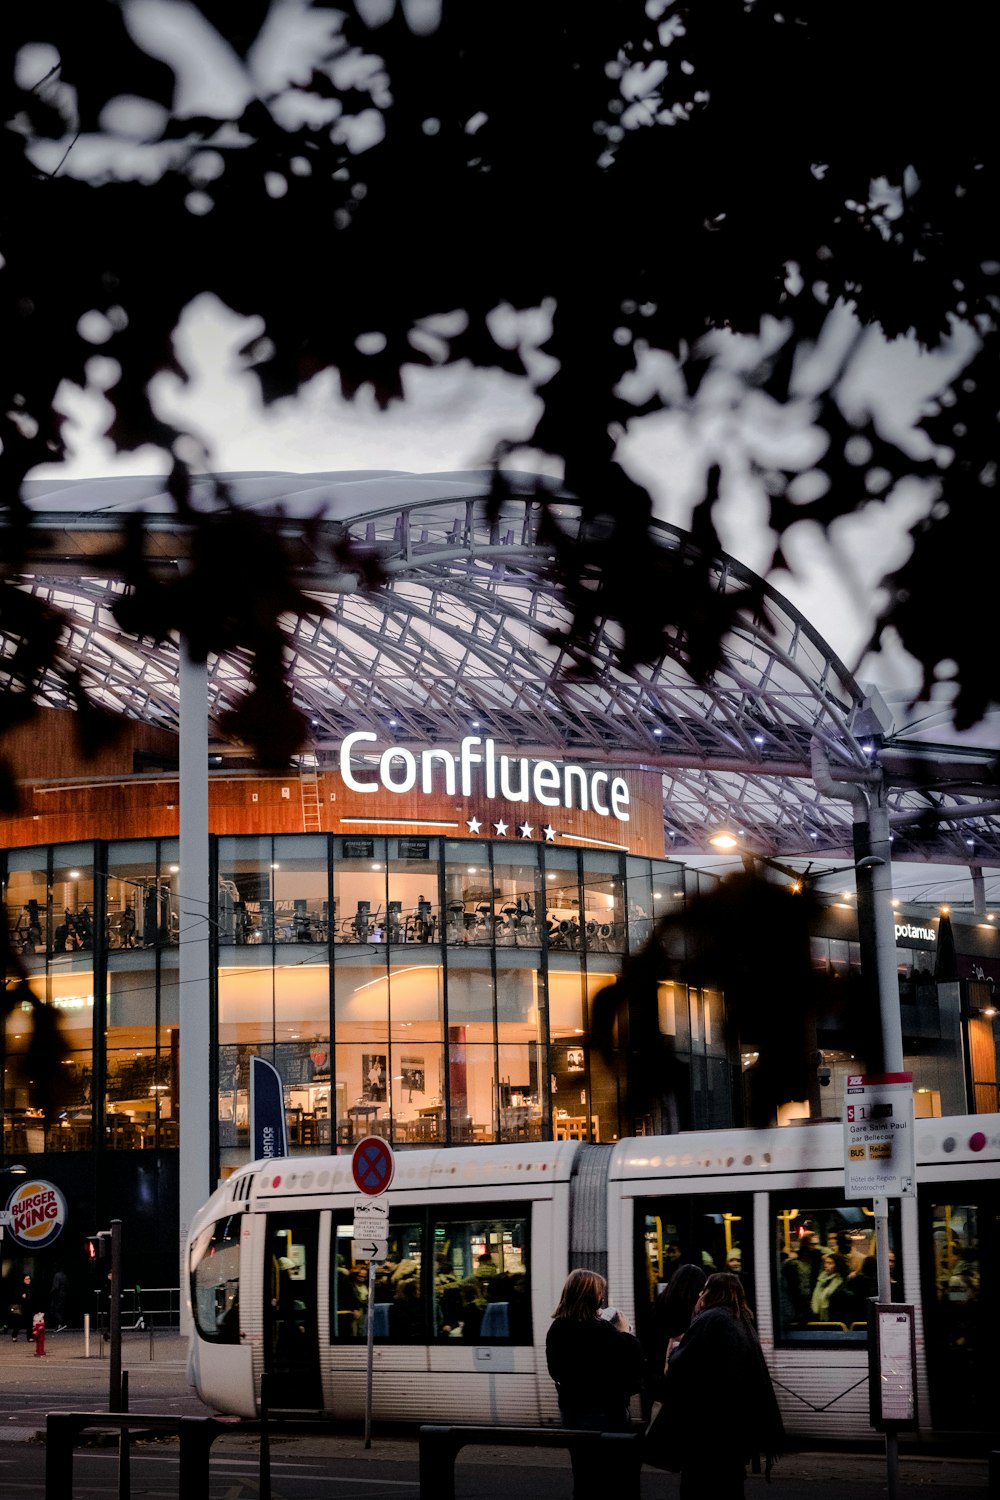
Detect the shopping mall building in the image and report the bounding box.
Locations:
[2,472,998,1306]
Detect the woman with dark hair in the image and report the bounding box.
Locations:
[649,1272,783,1497]
[545,1268,644,1500]
[646,1262,707,1404]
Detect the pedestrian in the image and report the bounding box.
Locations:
[49,1268,69,1332]
[645,1262,706,1407]
[810,1253,846,1321]
[545,1269,644,1500]
[12,1275,34,1343]
[647,1271,783,1498]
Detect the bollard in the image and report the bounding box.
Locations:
[259,1373,272,1500]
[84,1312,90,1359]
[118,1370,130,1500]
[33,1312,45,1357]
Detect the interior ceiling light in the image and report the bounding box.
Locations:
[709,831,739,851]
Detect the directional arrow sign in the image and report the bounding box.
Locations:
[353,1240,388,1263]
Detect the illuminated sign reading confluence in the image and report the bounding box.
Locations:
[340,733,631,823]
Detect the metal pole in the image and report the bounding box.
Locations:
[259,1372,272,1500]
[364,1260,376,1449]
[178,638,211,1337]
[866,791,902,1500]
[866,792,904,1076]
[118,1369,130,1500]
[110,1220,123,1412]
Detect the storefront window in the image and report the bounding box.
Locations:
[387,961,444,1144]
[3,968,94,1153]
[106,962,169,1150]
[492,845,543,949]
[580,852,625,955]
[626,859,683,952]
[5,849,50,960]
[271,835,331,945]
[496,955,544,1141]
[50,844,97,957]
[333,837,388,944]
[335,951,390,1144]
[387,837,441,946]
[542,848,582,952]
[444,842,494,947]
[107,841,156,949]
[219,835,275,945]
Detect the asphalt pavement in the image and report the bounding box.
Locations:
[0,1328,989,1499]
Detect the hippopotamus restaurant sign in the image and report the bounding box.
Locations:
[2,1179,67,1249]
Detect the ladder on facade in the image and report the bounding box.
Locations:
[300,769,322,832]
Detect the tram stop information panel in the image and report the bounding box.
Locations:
[843,1072,915,1199]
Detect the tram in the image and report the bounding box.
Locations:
[187,1113,998,1441]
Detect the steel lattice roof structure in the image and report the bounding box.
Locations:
[11,468,1000,870]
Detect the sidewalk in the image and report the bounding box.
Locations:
[0,1329,989,1493]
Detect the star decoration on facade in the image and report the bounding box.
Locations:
[493,820,508,836]
[542,825,556,842]
[518,822,534,839]
[466,817,482,834]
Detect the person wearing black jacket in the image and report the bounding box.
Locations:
[545,1269,644,1500]
[645,1262,706,1407]
[648,1271,783,1498]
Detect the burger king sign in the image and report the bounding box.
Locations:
[3,1179,67,1250]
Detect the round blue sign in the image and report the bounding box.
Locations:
[351,1137,394,1195]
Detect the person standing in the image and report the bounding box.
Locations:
[12,1275,34,1343]
[48,1268,69,1332]
[810,1253,846,1322]
[654,1272,783,1499]
[645,1262,706,1409]
[546,1269,644,1500]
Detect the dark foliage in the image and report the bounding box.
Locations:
[1,2,996,740]
[592,870,882,1128]
[1,4,996,1118]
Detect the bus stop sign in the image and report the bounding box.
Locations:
[351,1136,395,1196]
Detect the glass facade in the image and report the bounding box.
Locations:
[1,838,693,1172]
[2,837,994,1183]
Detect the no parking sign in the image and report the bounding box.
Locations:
[351,1136,395,1195]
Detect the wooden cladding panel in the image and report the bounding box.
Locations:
[3,707,178,782]
[0,767,665,857]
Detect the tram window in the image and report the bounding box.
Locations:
[773,1197,901,1345]
[190,1214,241,1344]
[431,1210,531,1344]
[636,1194,753,1357]
[921,1194,998,1432]
[330,1217,424,1342]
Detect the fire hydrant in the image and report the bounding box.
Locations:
[32,1312,45,1356]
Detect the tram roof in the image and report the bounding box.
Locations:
[12,468,1000,870]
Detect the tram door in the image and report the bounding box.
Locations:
[264,1212,322,1410]
[919,1182,1000,1434]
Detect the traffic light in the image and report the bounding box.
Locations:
[85,1231,111,1261]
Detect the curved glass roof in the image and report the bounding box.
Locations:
[12,469,1000,868]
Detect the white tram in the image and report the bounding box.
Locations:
[187,1113,998,1441]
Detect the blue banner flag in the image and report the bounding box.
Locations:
[250,1056,288,1161]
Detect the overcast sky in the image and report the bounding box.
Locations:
[36,291,979,708]
[28,292,996,909]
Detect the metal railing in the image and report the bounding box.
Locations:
[91,1286,181,1360]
